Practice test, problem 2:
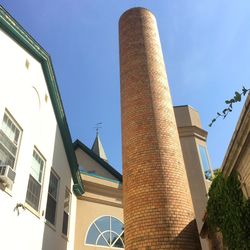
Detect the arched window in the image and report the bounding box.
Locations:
[85,216,124,249]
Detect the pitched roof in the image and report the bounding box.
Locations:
[73,139,123,182]
[0,5,84,195]
[91,134,108,162]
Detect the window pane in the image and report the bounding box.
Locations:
[86,224,100,244]
[0,130,17,156]
[120,232,124,242]
[45,171,59,225]
[2,115,15,142]
[97,235,109,246]
[62,188,71,236]
[45,195,57,225]
[198,145,210,172]
[25,175,41,211]
[30,151,44,183]
[198,145,212,180]
[14,129,20,145]
[64,189,70,213]
[113,238,124,248]
[111,217,124,235]
[0,113,21,170]
[102,231,111,244]
[48,172,59,199]
[95,216,110,232]
[0,142,15,167]
[62,212,69,236]
[111,232,120,245]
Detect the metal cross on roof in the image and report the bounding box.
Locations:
[93,122,102,135]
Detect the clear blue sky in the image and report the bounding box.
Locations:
[1,1,250,173]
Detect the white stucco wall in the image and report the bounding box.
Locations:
[0,29,77,250]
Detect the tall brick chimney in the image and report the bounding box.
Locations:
[119,7,201,249]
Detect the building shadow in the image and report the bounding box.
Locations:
[172,219,202,250]
[41,126,72,250]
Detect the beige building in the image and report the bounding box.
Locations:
[73,138,124,250]
[200,93,250,249]
[221,93,250,198]
[174,105,212,250]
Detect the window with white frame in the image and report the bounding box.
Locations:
[0,112,21,169]
[62,187,71,236]
[85,216,124,248]
[45,170,59,225]
[25,149,45,211]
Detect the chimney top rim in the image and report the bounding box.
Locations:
[119,7,154,23]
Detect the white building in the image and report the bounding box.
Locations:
[0,5,83,250]
[0,6,125,250]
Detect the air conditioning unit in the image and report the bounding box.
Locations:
[0,165,16,187]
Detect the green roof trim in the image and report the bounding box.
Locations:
[0,5,84,196]
[74,139,123,182]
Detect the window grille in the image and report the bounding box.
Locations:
[86,216,124,249]
[0,112,21,169]
[25,149,45,211]
[45,170,59,225]
[62,188,71,236]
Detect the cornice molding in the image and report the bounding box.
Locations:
[78,174,122,207]
[177,125,208,141]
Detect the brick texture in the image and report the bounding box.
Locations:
[119,7,201,249]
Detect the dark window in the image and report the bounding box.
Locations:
[62,211,69,235]
[62,188,71,236]
[25,175,41,211]
[45,171,59,225]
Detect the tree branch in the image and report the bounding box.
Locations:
[209,86,249,127]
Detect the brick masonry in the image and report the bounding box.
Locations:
[119,7,201,249]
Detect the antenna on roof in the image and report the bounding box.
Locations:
[93,122,102,135]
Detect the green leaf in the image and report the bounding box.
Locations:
[206,171,247,248]
[242,86,248,96]
[209,86,249,128]
[234,91,241,102]
[223,108,228,114]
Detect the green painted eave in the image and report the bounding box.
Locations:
[0,5,84,196]
[74,139,123,182]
